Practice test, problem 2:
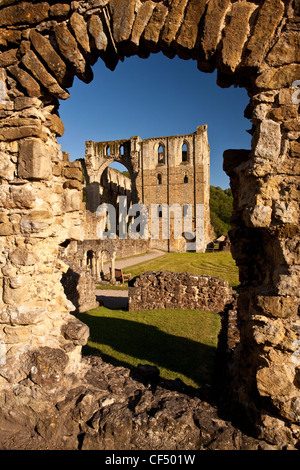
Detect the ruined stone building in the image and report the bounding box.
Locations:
[82,125,213,253]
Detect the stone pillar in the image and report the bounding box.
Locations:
[223,82,300,444]
[111,254,116,282]
[0,94,88,401]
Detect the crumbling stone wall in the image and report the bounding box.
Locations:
[128,271,235,313]
[0,0,299,449]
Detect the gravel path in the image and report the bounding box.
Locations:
[102,251,164,274]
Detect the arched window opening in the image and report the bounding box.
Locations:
[106,145,111,156]
[120,144,124,156]
[158,206,163,218]
[184,175,188,184]
[182,143,188,162]
[158,144,165,164]
[157,173,162,185]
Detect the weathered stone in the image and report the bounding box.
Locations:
[267,32,300,67]
[244,0,285,67]
[28,347,69,387]
[256,65,300,90]
[176,0,207,53]
[0,125,47,142]
[290,141,300,158]
[221,2,257,73]
[9,248,38,266]
[201,0,231,61]
[130,1,156,47]
[64,166,82,181]
[0,29,22,47]
[7,65,41,98]
[109,0,137,44]
[160,0,189,48]
[254,120,281,160]
[54,23,93,83]
[29,30,72,88]
[70,12,91,53]
[88,14,108,51]
[0,49,18,68]
[14,96,41,111]
[21,50,70,100]
[18,138,52,180]
[0,152,14,181]
[49,3,70,17]
[143,3,168,48]
[45,113,65,137]
[0,2,49,26]
[61,318,89,345]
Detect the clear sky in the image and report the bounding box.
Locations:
[57,52,252,189]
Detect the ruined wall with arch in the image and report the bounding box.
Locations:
[0,0,299,449]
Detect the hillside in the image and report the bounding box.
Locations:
[209,186,233,238]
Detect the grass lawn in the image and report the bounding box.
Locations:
[123,251,239,289]
[77,306,221,389]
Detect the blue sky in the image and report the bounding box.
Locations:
[58,52,252,189]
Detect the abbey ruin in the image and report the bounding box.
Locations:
[0,0,299,451]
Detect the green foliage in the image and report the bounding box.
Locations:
[209,186,233,237]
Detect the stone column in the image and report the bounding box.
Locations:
[111,253,116,282]
[223,82,300,444]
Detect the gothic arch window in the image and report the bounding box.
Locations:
[120,144,124,156]
[182,142,188,162]
[158,143,165,165]
[157,173,162,185]
[106,145,111,156]
[184,175,188,184]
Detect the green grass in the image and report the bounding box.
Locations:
[77,306,221,388]
[123,251,239,288]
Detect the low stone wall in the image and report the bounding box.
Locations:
[128,271,235,313]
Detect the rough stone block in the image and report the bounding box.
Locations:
[7,65,41,98]
[267,31,300,67]
[201,0,231,60]
[244,0,285,67]
[70,12,91,54]
[143,3,168,47]
[176,0,207,53]
[29,29,72,88]
[130,1,156,47]
[21,50,70,100]
[88,14,108,51]
[109,0,137,43]
[256,64,300,90]
[160,0,189,48]
[0,2,49,26]
[18,138,52,180]
[54,23,93,83]
[221,1,257,73]
[254,120,281,160]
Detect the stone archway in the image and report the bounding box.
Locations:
[0,0,299,449]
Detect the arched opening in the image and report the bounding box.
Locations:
[182,143,188,162]
[157,144,166,165]
[58,52,251,391]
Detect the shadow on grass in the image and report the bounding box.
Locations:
[78,313,218,388]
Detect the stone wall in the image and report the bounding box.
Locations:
[0,0,299,449]
[128,271,235,313]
